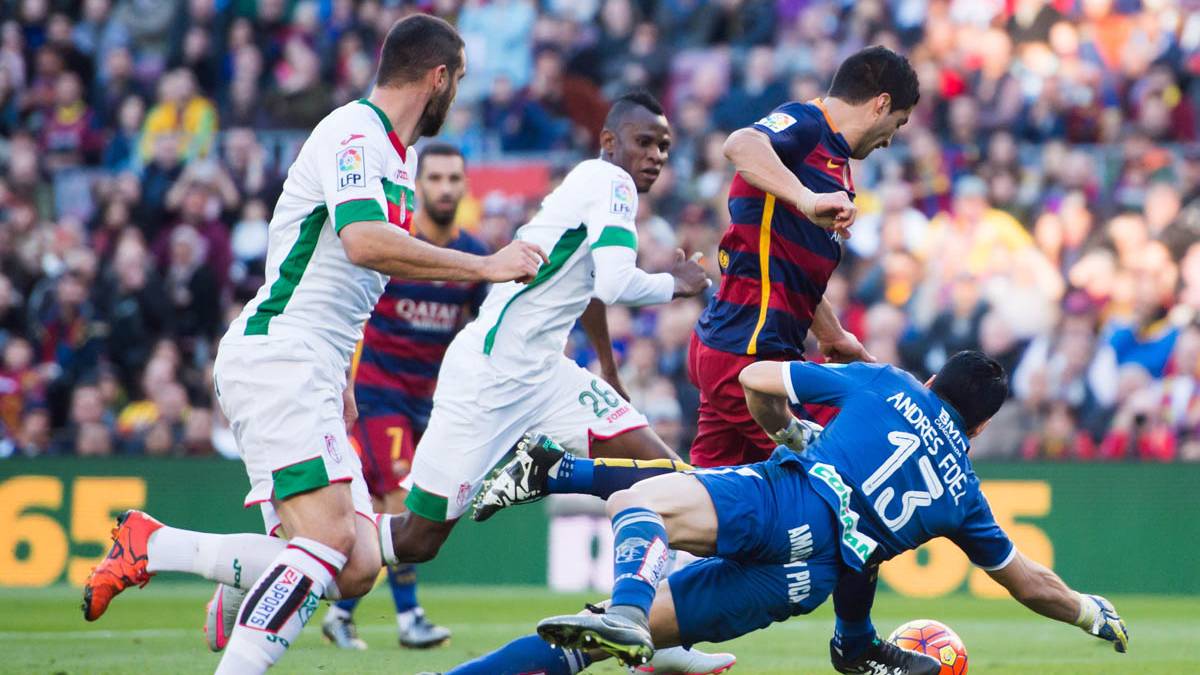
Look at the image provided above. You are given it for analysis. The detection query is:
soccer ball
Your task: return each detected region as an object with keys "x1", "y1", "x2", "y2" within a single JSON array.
[{"x1": 887, "y1": 619, "x2": 968, "y2": 675}]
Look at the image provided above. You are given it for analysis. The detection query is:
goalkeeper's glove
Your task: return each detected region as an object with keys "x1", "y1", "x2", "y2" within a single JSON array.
[
  {"x1": 768, "y1": 418, "x2": 824, "y2": 453},
  {"x1": 1074, "y1": 593, "x2": 1129, "y2": 653}
]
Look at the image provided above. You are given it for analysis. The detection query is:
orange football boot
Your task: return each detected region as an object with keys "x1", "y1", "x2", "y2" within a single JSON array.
[{"x1": 81, "y1": 510, "x2": 164, "y2": 621}]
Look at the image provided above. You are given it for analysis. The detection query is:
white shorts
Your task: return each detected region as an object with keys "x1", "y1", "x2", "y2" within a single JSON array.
[
  {"x1": 213, "y1": 336, "x2": 372, "y2": 523},
  {"x1": 403, "y1": 341, "x2": 649, "y2": 521}
]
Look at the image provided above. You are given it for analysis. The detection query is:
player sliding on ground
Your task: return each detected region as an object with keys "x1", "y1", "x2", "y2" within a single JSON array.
[
  {"x1": 451, "y1": 352, "x2": 1129, "y2": 674},
  {"x1": 80, "y1": 15, "x2": 548, "y2": 675},
  {"x1": 474, "y1": 45, "x2": 917, "y2": 674}
]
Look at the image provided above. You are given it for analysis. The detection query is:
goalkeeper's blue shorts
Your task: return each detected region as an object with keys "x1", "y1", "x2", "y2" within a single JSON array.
[{"x1": 668, "y1": 453, "x2": 844, "y2": 647}]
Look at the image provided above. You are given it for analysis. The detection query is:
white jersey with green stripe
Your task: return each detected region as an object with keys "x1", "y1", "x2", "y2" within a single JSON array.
[
  {"x1": 223, "y1": 99, "x2": 418, "y2": 369},
  {"x1": 452, "y1": 158, "x2": 672, "y2": 381}
]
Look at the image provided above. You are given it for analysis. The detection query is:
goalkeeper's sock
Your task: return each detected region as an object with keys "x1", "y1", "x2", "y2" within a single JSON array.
[
  {"x1": 546, "y1": 456, "x2": 690, "y2": 499},
  {"x1": 147, "y1": 527, "x2": 287, "y2": 591},
  {"x1": 216, "y1": 538, "x2": 345, "y2": 674},
  {"x1": 446, "y1": 633, "x2": 590, "y2": 675},
  {"x1": 831, "y1": 568, "x2": 880, "y2": 659},
  {"x1": 609, "y1": 507, "x2": 670, "y2": 617}
]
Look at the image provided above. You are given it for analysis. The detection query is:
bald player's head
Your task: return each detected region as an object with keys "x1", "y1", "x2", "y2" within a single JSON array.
[{"x1": 600, "y1": 90, "x2": 672, "y2": 193}]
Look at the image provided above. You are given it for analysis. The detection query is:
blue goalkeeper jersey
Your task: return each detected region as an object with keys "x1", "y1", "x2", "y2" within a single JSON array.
[{"x1": 775, "y1": 361, "x2": 1015, "y2": 572}]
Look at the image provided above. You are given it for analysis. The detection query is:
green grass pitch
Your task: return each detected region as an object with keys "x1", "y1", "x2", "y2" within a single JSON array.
[{"x1": 2, "y1": 583, "x2": 1196, "y2": 674}]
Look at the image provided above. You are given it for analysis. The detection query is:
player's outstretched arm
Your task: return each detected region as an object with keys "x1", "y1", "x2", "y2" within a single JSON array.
[
  {"x1": 738, "y1": 362, "x2": 817, "y2": 452},
  {"x1": 591, "y1": 246, "x2": 699, "y2": 306},
  {"x1": 341, "y1": 220, "x2": 547, "y2": 282},
  {"x1": 722, "y1": 128, "x2": 856, "y2": 235},
  {"x1": 986, "y1": 550, "x2": 1129, "y2": 653}
]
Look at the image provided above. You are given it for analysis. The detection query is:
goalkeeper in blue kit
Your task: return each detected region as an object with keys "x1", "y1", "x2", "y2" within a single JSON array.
[{"x1": 442, "y1": 352, "x2": 1128, "y2": 674}]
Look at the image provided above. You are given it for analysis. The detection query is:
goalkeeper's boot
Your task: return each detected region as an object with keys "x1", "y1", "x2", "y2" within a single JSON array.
[
  {"x1": 637, "y1": 646, "x2": 737, "y2": 674},
  {"x1": 322, "y1": 610, "x2": 368, "y2": 650},
  {"x1": 203, "y1": 583, "x2": 247, "y2": 652},
  {"x1": 82, "y1": 510, "x2": 163, "y2": 621},
  {"x1": 830, "y1": 635, "x2": 942, "y2": 675},
  {"x1": 399, "y1": 611, "x2": 452, "y2": 649},
  {"x1": 538, "y1": 604, "x2": 654, "y2": 668},
  {"x1": 473, "y1": 432, "x2": 565, "y2": 522}
]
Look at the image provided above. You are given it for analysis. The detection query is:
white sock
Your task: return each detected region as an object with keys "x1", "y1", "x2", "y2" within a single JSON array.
[
  {"x1": 377, "y1": 514, "x2": 399, "y2": 566},
  {"x1": 147, "y1": 527, "x2": 286, "y2": 590},
  {"x1": 215, "y1": 537, "x2": 346, "y2": 674},
  {"x1": 327, "y1": 604, "x2": 352, "y2": 621},
  {"x1": 396, "y1": 607, "x2": 422, "y2": 631}
]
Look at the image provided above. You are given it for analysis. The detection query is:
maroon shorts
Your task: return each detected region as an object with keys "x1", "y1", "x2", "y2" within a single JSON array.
[
  {"x1": 686, "y1": 331, "x2": 778, "y2": 467},
  {"x1": 686, "y1": 331, "x2": 839, "y2": 468},
  {"x1": 351, "y1": 413, "x2": 419, "y2": 499}
]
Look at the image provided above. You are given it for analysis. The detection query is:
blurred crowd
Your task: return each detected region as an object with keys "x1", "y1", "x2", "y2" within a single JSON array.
[{"x1": 1, "y1": 0, "x2": 1199, "y2": 462}]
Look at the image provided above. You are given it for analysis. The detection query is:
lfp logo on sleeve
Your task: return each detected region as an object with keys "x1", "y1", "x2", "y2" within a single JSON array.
[
  {"x1": 336, "y1": 146, "x2": 365, "y2": 190},
  {"x1": 610, "y1": 180, "x2": 635, "y2": 217},
  {"x1": 757, "y1": 112, "x2": 796, "y2": 133}
]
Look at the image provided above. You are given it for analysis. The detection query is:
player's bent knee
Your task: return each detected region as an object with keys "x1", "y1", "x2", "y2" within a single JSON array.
[
  {"x1": 334, "y1": 515, "x2": 385, "y2": 598},
  {"x1": 335, "y1": 556, "x2": 380, "y2": 598},
  {"x1": 316, "y1": 519, "x2": 358, "y2": 559},
  {"x1": 606, "y1": 487, "x2": 651, "y2": 517}
]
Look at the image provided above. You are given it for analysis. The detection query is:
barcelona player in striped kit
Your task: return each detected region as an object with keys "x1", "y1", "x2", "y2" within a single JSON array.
[
  {"x1": 688, "y1": 46, "x2": 922, "y2": 469},
  {"x1": 475, "y1": 47, "x2": 929, "y2": 674},
  {"x1": 692, "y1": 46, "x2": 925, "y2": 674},
  {"x1": 322, "y1": 143, "x2": 487, "y2": 650}
]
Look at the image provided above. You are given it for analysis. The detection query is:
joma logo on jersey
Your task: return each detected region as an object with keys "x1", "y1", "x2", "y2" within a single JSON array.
[{"x1": 337, "y1": 146, "x2": 365, "y2": 190}]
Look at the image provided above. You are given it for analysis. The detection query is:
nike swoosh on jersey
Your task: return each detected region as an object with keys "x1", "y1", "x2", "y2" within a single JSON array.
[
  {"x1": 341, "y1": 133, "x2": 366, "y2": 145},
  {"x1": 826, "y1": 158, "x2": 841, "y2": 170}
]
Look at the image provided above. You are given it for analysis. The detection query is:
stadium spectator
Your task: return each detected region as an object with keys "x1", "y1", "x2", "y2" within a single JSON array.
[
  {"x1": 139, "y1": 68, "x2": 217, "y2": 163},
  {"x1": 99, "y1": 239, "x2": 171, "y2": 393}
]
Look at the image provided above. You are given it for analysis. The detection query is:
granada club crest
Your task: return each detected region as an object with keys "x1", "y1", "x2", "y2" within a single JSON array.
[{"x1": 456, "y1": 481, "x2": 472, "y2": 508}]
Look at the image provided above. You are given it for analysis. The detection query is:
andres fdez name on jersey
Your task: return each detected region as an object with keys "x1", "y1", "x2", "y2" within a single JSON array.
[{"x1": 885, "y1": 391, "x2": 969, "y2": 504}]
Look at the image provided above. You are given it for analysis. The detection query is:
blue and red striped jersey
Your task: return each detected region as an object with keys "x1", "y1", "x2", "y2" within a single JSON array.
[
  {"x1": 695, "y1": 99, "x2": 854, "y2": 358},
  {"x1": 353, "y1": 230, "x2": 488, "y2": 428}
]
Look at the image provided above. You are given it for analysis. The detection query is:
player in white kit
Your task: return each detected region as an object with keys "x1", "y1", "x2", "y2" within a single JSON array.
[
  {"x1": 81, "y1": 15, "x2": 545, "y2": 675},
  {"x1": 377, "y1": 91, "x2": 707, "y2": 550},
  {"x1": 376, "y1": 91, "x2": 735, "y2": 674}
]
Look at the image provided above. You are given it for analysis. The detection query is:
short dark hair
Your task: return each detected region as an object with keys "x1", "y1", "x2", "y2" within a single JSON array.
[
  {"x1": 931, "y1": 351, "x2": 1008, "y2": 431},
  {"x1": 604, "y1": 89, "x2": 665, "y2": 129},
  {"x1": 376, "y1": 14, "x2": 465, "y2": 87},
  {"x1": 828, "y1": 45, "x2": 920, "y2": 112},
  {"x1": 416, "y1": 142, "x2": 464, "y2": 176}
]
